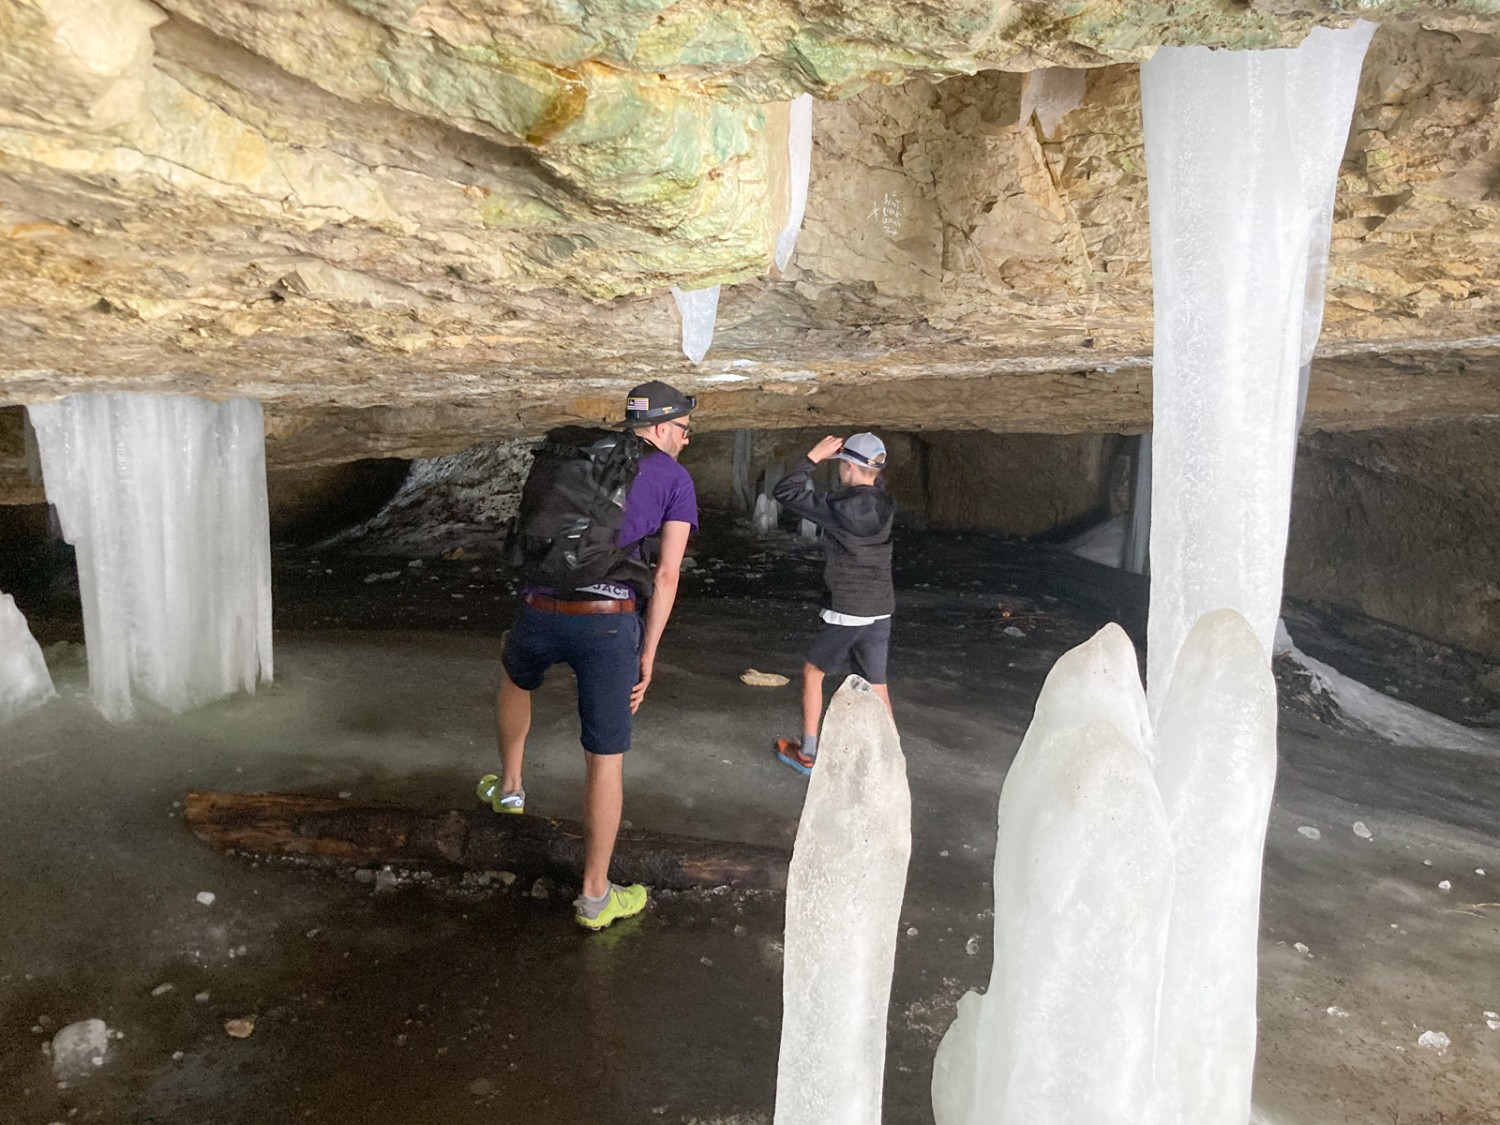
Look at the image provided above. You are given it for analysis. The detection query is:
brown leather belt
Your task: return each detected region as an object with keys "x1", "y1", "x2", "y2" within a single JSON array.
[{"x1": 524, "y1": 593, "x2": 637, "y2": 615}]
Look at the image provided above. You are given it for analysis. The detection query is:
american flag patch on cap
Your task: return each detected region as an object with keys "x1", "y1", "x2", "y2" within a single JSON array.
[{"x1": 627, "y1": 397, "x2": 650, "y2": 411}]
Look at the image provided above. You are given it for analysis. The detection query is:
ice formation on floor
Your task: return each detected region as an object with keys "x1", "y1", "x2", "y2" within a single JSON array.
[
  {"x1": 933, "y1": 625, "x2": 1171, "y2": 1125},
  {"x1": 774, "y1": 94, "x2": 814, "y2": 271},
  {"x1": 672, "y1": 285, "x2": 721, "y2": 364},
  {"x1": 775, "y1": 675, "x2": 910, "y2": 1125},
  {"x1": 1140, "y1": 25, "x2": 1374, "y2": 717},
  {"x1": 28, "y1": 394, "x2": 273, "y2": 720},
  {"x1": 1018, "y1": 68, "x2": 1087, "y2": 137},
  {"x1": 0, "y1": 590, "x2": 54, "y2": 720}
]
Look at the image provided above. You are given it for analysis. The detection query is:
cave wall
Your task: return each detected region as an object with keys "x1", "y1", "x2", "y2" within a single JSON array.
[{"x1": 1286, "y1": 423, "x2": 1500, "y2": 660}]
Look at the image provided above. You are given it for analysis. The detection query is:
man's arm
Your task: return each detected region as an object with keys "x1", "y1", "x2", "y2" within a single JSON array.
[
  {"x1": 631, "y1": 519, "x2": 690, "y2": 713},
  {"x1": 771, "y1": 435, "x2": 844, "y2": 527}
]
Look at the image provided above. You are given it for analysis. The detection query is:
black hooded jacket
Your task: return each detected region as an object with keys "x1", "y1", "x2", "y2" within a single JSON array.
[{"x1": 773, "y1": 458, "x2": 896, "y2": 617}]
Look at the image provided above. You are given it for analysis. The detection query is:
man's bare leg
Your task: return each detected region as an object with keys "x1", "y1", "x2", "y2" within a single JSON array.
[
  {"x1": 496, "y1": 666, "x2": 532, "y2": 793},
  {"x1": 801, "y1": 662, "x2": 825, "y2": 746},
  {"x1": 872, "y1": 682, "x2": 894, "y2": 719},
  {"x1": 581, "y1": 752, "x2": 624, "y2": 899}
]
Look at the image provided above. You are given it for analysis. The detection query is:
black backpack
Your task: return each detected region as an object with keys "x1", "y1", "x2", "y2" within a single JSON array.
[{"x1": 509, "y1": 426, "x2": 651, "y2": 594}]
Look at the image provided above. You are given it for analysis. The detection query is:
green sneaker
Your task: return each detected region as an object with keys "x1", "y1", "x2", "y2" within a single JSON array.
[
  {"x1": 573, "y1": 883, "x2": 648, "y2": 931},
  {"x1": 476, "y1": 774, "x2": 524, "y2": 815}
]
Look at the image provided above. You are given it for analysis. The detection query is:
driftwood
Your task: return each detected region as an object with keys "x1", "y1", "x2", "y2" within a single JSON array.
[{"x1": 183, "y1": 790, "x2": 790, "y2": 892}]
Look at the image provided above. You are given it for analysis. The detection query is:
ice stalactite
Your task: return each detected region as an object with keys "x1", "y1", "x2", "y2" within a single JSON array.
[
  {"x1": 732, "y1": 430, "x2": 754, "y2": 510},
  {"x1": 775, "y1": 676, "x2": 910, "y2": 1125},
  {"x1": 1123, "y1": 434, "x2": 1152, "y2": 576},
  {"x1": 0, "y1": 591, "x2": 54, "y2": 721},
  {"x1": 774, "y1": 94, "x2": 814, "y2": 271},
  {"x1": 1018, "y1": 68, "x2": 1087, "y2": 137},
  {"x1": 28, "y1": 394, "x2": 273, "y2": 721},
  {"x1": 1140, "y1": 24, "x2": 1375, "y2": 717},
  {"x1": 671, "y1": 285, "x2": 720, "y2": 364}
]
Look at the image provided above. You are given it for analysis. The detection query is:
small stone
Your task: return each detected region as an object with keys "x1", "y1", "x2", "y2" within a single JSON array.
[
  {"x1": 338, "y1": 791, "x2": 353, "y2": 799},
  {"x1": 374, "y1": 868, "x2": 400, "y2": 893},
  {"x1": 1416, "y1": 1029, "x2": 1450, "y2": 1052},
  {"x1": 50, "y1": 1020, "x2": 109, "y2": 1077},
  {"x1": 1297, "y1": 826, "x2": 1321, "y2": 840},
  {"x1": 700, "y1": 957, "x2": 714, "y2": 967},
  {"x1": 150, "y1": 983, "x2": 174, "y2": 997},
  {"x1": 171, "y1": 1051, "x2": 184, "y2": 1061},
  {"x1": 530, "y1": 878, "x2": 550, "y2": 899},
  {"x1": 1477, "y1": 869, "x2": 1486, "y2": 876},
  {"x1": 1438, "y1": 880, "x2": 1452, "y2": 892},
  {"x1": 194, "y1": 992, "x2": 210, "y2": 1003},
  {"x1": 1423, "y1": 860, "x2": 1434, "y2": 867},
  {"x1": 1003, "y1": 626, "x2": 1025, "y2": 638},
  {"x1": 906, "y1": 927, "x2": 919, "y2": 937},
  {"x1": 965, "y1": 936, "x2": 980, "y2": 956},
  {"x1": 733, "y1": 925, "x2": 748, "y2": 937},
  {"x1": 354, "y1": 869, "x2": 376, "y2": 884},
  {"x1": 496, "y1": 871, "x2": 517, "y2": 887},
  {"x1": 1352, "y1": 821, "x2": 1373, "y2": 840},
  {"x1": 939, "y1": 849, "x2": 950, "y2": 857},
  {"x1": 224, "y1": 1018, "x2": 255, "y2": 1039},
  {"x1": 468, "y1": 1078, "x2": 494, "y2": 1096},
  {"x1": 1326, "y1": 1006, "x2": 1348, "y2": 1018},
  {"x1": 1293, "y1": 942, "x2": 1310, "y2": 955},
  {"x1": 195, "y1": 891, "x2": 216, "y2": 906}
]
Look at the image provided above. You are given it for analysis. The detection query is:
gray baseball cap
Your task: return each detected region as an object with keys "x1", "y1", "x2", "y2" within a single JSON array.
[{"x1": 835, "y1": 432, "x2": 887, "y2": 468}]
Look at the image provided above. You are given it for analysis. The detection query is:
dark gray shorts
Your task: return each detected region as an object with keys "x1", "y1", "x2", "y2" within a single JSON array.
[{"x1": 807, "y1": 617, "x2": 891, "y2": 685}]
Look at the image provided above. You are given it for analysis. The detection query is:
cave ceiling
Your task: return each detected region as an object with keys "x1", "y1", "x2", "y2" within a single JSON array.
[{"x1": 1, "y1": 0, "x2": 1499, "y2": 474}]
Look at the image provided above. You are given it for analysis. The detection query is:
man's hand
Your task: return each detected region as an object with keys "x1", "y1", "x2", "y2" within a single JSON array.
[
  {"x1": 631, "y1": 655, "x2": 654, "y2": 713},
  {"x1": 808, "y1": 435, "x2": 844, "y2": 464}
]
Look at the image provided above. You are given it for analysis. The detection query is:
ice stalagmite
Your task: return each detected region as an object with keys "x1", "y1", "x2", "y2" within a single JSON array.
[
  {"x1": 774, "y1": 94, "x2": 814, "y2": 271},
  {"x1": 671, "y1": 285, "x2": 720, "y2": 364},
  {"x1": 0, "y1": 591, "x2": 54, "y2": 720},
  {"x1": 933, "y1": 625, "x2": 1172, "y2": 1125},
  {"x1": 1139, "y1": 25, "x2": 1374, "y2": 715},
  {"x1": 775, "y1": 676, "x2": 910, "y2": 1125},
  {"x1": 1153, "y1": 611, "x2": 1277, "y2": 1125},
  {"x1": 28, "y1": 394, "x2": 273, "y2": 720}
]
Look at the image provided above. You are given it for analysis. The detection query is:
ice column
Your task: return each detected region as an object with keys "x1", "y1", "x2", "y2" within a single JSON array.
[
  {"x1": 672, "y1": 285, "x2": 720, "y2": 364},
  {"x1": 1123, "y1": 434, "x2": 1152, "y2": 576},
  {"x1": 1019, "y1": 68, "x2": 1087, "y2": 137},
  {"x1": 0, "y1": 591, "x2": 55, "y2": 720},
  {"x1": 933, "y1": 625, "x2": 1172, "y2": 1125},
  {"x1": 28, "y1": 394, "x2": 273, "y2": 720},
  {"x1": 774, "y1": 94, "x2": 814, "y2": 271},
  {"x1": 1140, "y1": 25, "x2": 1374, "y2": 715},
  {"x1": 732, "y1": 430, "x2": 754, "y2": 510},
  {"x1": 775, "y1": 676, "x2": 911, "y2": 1125},
  {"x1": 1153, "y1": 611, "x2": 1278, "y2": 1125}
]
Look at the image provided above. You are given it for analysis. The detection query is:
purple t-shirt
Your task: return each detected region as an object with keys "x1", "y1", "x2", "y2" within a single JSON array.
[{"x1": 561, "y1": 450, "x2": 697, "y2": 599}]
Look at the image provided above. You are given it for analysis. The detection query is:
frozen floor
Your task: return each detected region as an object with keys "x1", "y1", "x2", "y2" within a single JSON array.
[{"x1": 1, "y1": 529, "x2": 1497, "y2": 1124}]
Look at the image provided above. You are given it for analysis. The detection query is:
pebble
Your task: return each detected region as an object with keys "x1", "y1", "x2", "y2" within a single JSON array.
[
  {"x1": 195, "y1": 891, "x2": 216, "y2": 907},
  {"x1": 1416, "y1": 1030, "x2": 1450, "y2": 1052},
  {"x1": 1326, "y1": 1006, "x2": 1349, "y2": 1018},
  {"x1": 1477, "y1": 869, "x2": 1486, "y2": 876},
  {"x1": 1002, "y1": 626, "x2": 1025, "y2": 638},
  {"x1": 530, "y1": 879, "x2": 550, "y2": 899},
  {"x1": 1293, "y1": 942, "x2": 1310, "y2": 956},
  {"x1": 965, "y1": 936, "x2": 980, "y2": 956},
  {"x1": 906, "y1": 927, "x2": 919, "y2": 937},
  {"x1": 1352, "y1": 821, "x2": 1373, "y2": 840},
  {"x1": 700, "y1": 957, "x2": 714, "y2": 967},
  {"x1": 171, "y1": 1051, "x2": 184, "y2": 1061},
  {"x1": 1438, "y1": 880, "x2": 1452, "y2": 892},
  {"x1": 1485, "y1": 1011, "x2": 1500, "y2": 1031},
  {"x1": 224, "y1": 1018, "x2": 255, "y2": 1039},
  {"x1": 354, "y1": 869, "x2": 376, "y2": 884},
  {"x1": 150, "y1": 983, "x2": 174, "y2": 997},
  {"x1": 338, "y1": 791, "x2": 352, "y2": 799},
  {"x1": 375, "y1": 868, "x2": 400, "y2": 893},
  {"x1": 1297, "y1": 826, "x2": 1321, "y2": 840},
  {"x1": 195, "y1": 992, "x2": 210, "y2": 1003}
]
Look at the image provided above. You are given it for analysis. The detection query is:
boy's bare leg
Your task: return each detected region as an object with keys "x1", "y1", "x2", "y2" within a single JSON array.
[
  {"x1": 581, "y1": 752, "x2": 624, "y2": 898},
  {"x1": 496, "y1": 666, "x2": 531, "y2": 793},
  {"x1": 801, "y1": 662, "x2": 825, "y2": 745},
  {"x1": 872, "y1": 682, "x2": 893, "y2": 719}
]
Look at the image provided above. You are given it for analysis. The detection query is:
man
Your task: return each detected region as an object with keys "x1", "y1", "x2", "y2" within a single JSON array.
[
  {"x1": 770, "y1": 433, "x2": 896, "y2": 775},
  {"x1": 478, "y1": 380, "x2": 698, "y2": 929}
]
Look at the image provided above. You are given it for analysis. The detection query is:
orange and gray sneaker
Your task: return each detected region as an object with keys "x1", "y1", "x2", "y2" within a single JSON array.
[
  {"x1": 574, "y1": 883, "x2": 649, "y2": 931},
  {"x1": 774, "y1": 738, "x2": 815, "y2": 777},
  {"x1": 476, "y1": 774, "x2": 524, "y2": 814}
]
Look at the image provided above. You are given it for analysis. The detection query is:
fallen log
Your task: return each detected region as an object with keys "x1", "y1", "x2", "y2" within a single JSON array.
[{"x1": 183, "y1": 790, "x2": 790, "y2": 892}]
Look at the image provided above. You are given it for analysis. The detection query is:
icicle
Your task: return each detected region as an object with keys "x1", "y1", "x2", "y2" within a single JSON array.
[
  {"x1": 732, "y1": 429, "x2": 754, "y2": 510},
  {"x1": 775, "y1": 676, "x2": 910, "y2": 1125},
  {"x1": 28, "y1": 393, "x2": 273, "y2": 720},
  {"x1": 671, "y1": 285, "x2": 720, "y2": 364},
  {"x1": 774, "y1": 93, "x2": 814, "y2": 271},
  {"x1": 798, "y1": 480, "x2": 820, "y2": 539},
  {"x1": 1139, "y1": 24, "x2": 1374, "y2": 715},
  {"x1": 1018, "y1": 68, "x2": 1087, "y2": 137},
  {"x1": 0, "y1": 590, "x2": 54, "y2": 721}
]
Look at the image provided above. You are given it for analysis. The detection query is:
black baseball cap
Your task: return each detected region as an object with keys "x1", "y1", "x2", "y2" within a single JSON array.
[{"x1": 623, "y1": 380, "x2": 697, "y2": 427}]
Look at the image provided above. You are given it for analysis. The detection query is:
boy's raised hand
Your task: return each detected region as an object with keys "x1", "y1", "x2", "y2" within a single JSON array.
[{"x1": 808, "y1": 435, "x2": 844, "y2": 464}]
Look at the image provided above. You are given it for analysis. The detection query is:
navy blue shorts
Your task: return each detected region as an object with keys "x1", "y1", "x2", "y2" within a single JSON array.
[
  {"x1": 807, "y1": 617, "x2": 891, "y2": 684},
  {"x1": 501, "y1": 603, "x2": 643, "y2": 755}
]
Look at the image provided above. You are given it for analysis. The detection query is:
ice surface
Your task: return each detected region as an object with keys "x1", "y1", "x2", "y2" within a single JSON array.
[
  {"x1": 0, "y1": 590, "x2": 55, "y2": 720},
  {"x1": 1018, "y1": 68, "x2": 1087, "y2": 137},
  {"x1": 1139, "y1": 26, "x2": 1374, "y2": 717},
  {"x1": 1068, "y1": 513, "x2": 1126, "y2": 568},
  {"x1": 51, "y1": 1018, "x2": 109, "y2": 1076},
  {"x1": 774, "y1": 94, "x2": 814, "y2": 271},
  {"x1": 775, "y1": 675, "x2": 910, "y2": 1125},
  {"x1": 933, "y1": 625, "x2": 1172, "y2": 1125},
  {"x1": 671, "y1": 285, "x2": 721, "y2": 364},
  {"x1": 1153, "y1": 611, "x2": 1278, "y2": 1125},
  {"x1": 753, "y1": 493, "x2": 781, "y2": 535},
  {"x1": 732, "y1": 429, "x2": 754, "y2": 510},
  {"x1": 28, "y1": 394, "x2": 273, "y2": 720},
  {"x1": 1124, "y1": 434, "x2": 1151, "y2": 575}
]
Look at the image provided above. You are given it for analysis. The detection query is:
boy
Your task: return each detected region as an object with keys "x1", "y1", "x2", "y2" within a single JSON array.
[{"x1": 771, "y1": 433, "x2": 896, "y2": 774}]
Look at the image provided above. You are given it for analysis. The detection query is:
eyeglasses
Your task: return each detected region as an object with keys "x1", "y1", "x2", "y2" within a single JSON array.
[{"x1": 666, "y1": 421, "x2": 691, "y2": 436}]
